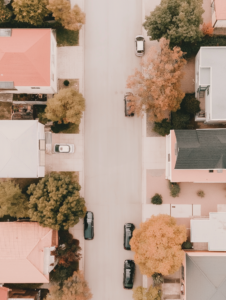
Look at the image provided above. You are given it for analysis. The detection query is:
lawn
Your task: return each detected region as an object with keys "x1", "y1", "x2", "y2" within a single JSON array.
[
  {"x1": 0, "y1": 102, "x2": 12, "y2": 120},
  {"x1": 57, "y1": 28, "x2": 79, "y2": 47},
  {"x1": 51, "y1": 122, "x2": 79, "y2": 134}
]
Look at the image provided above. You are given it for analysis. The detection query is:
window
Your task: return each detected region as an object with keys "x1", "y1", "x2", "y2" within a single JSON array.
[{"x1": 209, "y1": 170, "x2": 214, "y2": 173}]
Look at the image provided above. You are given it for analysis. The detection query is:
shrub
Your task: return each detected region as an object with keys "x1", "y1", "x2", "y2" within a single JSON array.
[
  {"x1": 171, "y1": 111, "x2": 190, "y2": 129},
  {"x1": 197, "y1": 190, "x2": 205, "y2": 198},
  {"x1": 182, "y1": 241, "x2": 193, "y2": 249},
  {"x1": 169, "y1": 182, "x2": 180, "y2": 197},
  {"x1": 152, "y1": 273, "x2": 164, "y2": 286},
  {"x1": 153, "y1": 118, "x2": 171, "y2": 136},
  {"x1": 202, "y1": 22, "x2": 214, "y2": 37},
  {"x1": 63, "y1": 79, "x2": 70, "y2": 86},
  {"x1": 151, "y1": 193, "x2": 163, "y2": 205},
  {"x1": 180, "y1": 94, "x2": 200, "y2": 116}
]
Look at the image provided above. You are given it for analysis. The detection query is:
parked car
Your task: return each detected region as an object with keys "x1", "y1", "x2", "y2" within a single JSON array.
[
  {"x1": 84, "y1": 211, "x2": 94, "y2": 240},
  {"x1": 123, "y1": 260, "x2": 135, "y2": 289},
  {"x1": 54, "y1": 144, "x2": 74, "y2": 153},
  {"x1": 135, "y1": 35, "x2": 145, "y2": 57},
  {"x1": 124, "y1": 93, "x2": 134, "y2": 117},
  {"x1": 124, "y1": 223, "x2": 135, "y2": 250}
]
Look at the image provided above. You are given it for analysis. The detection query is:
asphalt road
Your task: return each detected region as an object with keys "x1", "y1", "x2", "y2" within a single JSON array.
[{"x1": 84, "y1": 0, "x2": 143, "y2": 299}]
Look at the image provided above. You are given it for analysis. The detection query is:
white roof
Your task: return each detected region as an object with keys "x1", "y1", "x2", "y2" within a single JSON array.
[
  {"x1": 137, "y1": 41, "x2": 143, "y2": 51},
  {"x1": 0, "y1": 120, "x2": 39, "y2": 178}
]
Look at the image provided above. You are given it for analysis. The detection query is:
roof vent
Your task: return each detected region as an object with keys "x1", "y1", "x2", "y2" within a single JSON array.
[
  {"x1": 0, "y1": 29, "x2": 12, "y2": 37},
  {"x1": 0, "y1": 81, "x2": 14, "y2": 89}
]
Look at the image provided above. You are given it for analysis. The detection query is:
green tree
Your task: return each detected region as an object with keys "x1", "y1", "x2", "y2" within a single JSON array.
[
  {"x1": 153, "y1": 118, "x2": 171, "y2": 136},
  {"x1": 12, "y1": 0, "x2": 49, "y2": 25},
  {"x1": 143, "y1": 0, "x2": 204, "y2": 45},
  {"x1": 0, "y1": 0, "x2": 12, "y2": 23},
  {"x1": 27, "y1": 173, "x2": 86, "y2": 230},
  {"x1": 45, "y1": 88, "x2": 85, "y2": 125},
  {"x1": 0, "y1": 180, "x2": 29, "y2": 218},
  {"x1": 180, "y1": 93, "x2": 200, "y2": 115}
]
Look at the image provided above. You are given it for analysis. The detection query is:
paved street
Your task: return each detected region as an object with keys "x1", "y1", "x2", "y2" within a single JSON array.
[{"x1": 84, "y1": 0, "x2": 143, "y2": 299}]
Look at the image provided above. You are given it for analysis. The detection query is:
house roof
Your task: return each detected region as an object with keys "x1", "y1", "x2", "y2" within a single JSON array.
[
  {"x1": 0, "y1": 222, "x2": 54, "y2": 283},
  {"x1": 0, "y1": 120, "x2": 40, "y2": 178},
  {"x1": 186, "y1": 254, "x2": 226, "y2": 300},
  {"x1": 214, "y1": 0, "x2": 226, "y2": 20},
  {"x1": 175, "y1": 129, "x2": 226, "y2": 169},
  {"x1": 0, "y1": 287, "x2": 9, "y2": 300},
  {"x1": 0, "y1": 29, "x2": 51, "y2": 87}
]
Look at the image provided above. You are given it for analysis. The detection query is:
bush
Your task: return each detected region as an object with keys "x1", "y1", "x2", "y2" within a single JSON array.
[
  {"x1": 169, "y1": 182, "x2": 180, "y2": 197},
  {"x1": 63, "y1": 80, "x2": 70, "y2": 86},
  {"x1": 152, "y1": 273, "x2": 164, "y2": 286},
  {"x1": 182, "y1": 241, "x2": 193, "y2": 249},
  {"x1": 151, "y1": 193, "x2": 163, "y2": 205},
  {"x1": 197, "y1": 190, "x2": 205, "y2": 198},
  {"x1": 153, "y1": 118, "x2": 171, "y2": 136},
  {"x1": 180, "y1": 94, "x2": 200, "y2": 116},
  {"x1": 171, "y1": 111, "x2": 190, "y2": 130}
]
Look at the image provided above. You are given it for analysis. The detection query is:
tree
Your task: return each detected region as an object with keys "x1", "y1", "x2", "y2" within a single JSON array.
[
  {"x1": 0, "y1": 180, "x2": 29, "y2": 218},
  {"x1": 45, "y1": 88, "x2": 85, "y2": 125},
  {"x1": 202, "y1": 22, "x2": 214, "y2": 37},
  {"x1": 133, "y1": 286, "x2": 162, "y2": 300},
  {"x1": 143, "y1": 0, "x2": 204, "y2": 45},
  {"x1": 12, "y1": 0, "x2": 49, "y2": 25},
  {"x1": 127, "y1": 38, "x2": 186, "y2": 122},
  {"x1": 130, "y1": 214, "x2": 187, "y2": 276},
  {"x1": 180, "y1": 93, "x2": 200, "y2": 115},
  {"x1": 46, "y1": 271, "x2": 92, "y2": 300},
  {"x1": 27, "y1": 173, "x2": 86, "y2": 230},
  {"x1": 0, "y1": 0, "x2": 12, "y2": 23},
  {"x1": 47, "y1": 0, "x2": 85, "y2": 31},
  {"x1": 153, "y1": 118, "x2": 171, "y2": 136}
]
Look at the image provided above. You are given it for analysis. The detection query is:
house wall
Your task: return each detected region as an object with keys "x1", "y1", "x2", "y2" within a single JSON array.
[
  {"x1": 195, "y1": 50, "x2": 200, "y2": 98},
  {"x1": 37, "y1": 122, "x2": 45, "y2": 177},
  {"x1": 50, "y1": 30, "x2": 57, "y2": 94},
  {"x1": 214, "y1": 20, "x2": 226, "y2": 27}
]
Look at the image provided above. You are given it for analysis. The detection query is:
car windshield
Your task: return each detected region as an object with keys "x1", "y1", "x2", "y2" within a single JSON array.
[{"x1": 55, "y1": 145, "x2": 60, "y2": 152}]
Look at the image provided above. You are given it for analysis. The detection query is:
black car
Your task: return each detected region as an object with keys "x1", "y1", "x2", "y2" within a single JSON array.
[
  {"x1": 123, "y1": 260, "x2": 135, "y2": 289},
  {"x1": 124, "y1": 223, "x2": 135, "y2": 250},
  {"x1": 84, "y1": 211, "x2": 94, "y2": 240},
  {"x1": 124, "y1": 93, "x2": 134, "y2": 117}
]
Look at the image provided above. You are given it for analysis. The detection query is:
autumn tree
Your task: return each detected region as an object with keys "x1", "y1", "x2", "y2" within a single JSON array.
[
  {"x1": 47, "y1": 0, "x2": 85, "y2": 31},
  {"x1": 133, "y1": 286, "x2": 162, "y2": 300},
  {"x1": 46, "y1": 271, "x2": 92, "y2": 300},
  {"x1": 127, "y1": 38, "x2": 186, "y2": 122},
  {"x1": 0, "y1": 0, "x2": 12, "y2": 23},
  {"x1": 27, "y1": 173, "x2": 86, "y2": 230},
  {"x1": 0, "y1": 180, "x2": 29, "y2": 218},
  {"x1": 130, "y1": 214, "x2": 187, "y2": 276},
  {"x1": 143, "y1": 0, "x2": 204, "y2": 45},
  {"x1": 202, "y1": 22, "x2": 214, "y2": 37},
  {"x1": 45, "y1": 88, "x2": 85, "y2": 125},
  {"x1": 12, "y1": 0, "x2": 49, "y2": 25}
]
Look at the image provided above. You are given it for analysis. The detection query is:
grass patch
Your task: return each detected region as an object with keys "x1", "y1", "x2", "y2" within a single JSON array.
[
  {"x1": 51, "y1": 122, "x2": 79, "y2": 134},
  {"x1": 57, "y1": 28, "x2": 79, "y2": 46},
  {"x1": 0, "y1": 102, "x2": 12, "y2": 120}
]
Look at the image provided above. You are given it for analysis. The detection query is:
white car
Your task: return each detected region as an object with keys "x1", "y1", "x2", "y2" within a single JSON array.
[
  {"x1": 54, "y1": 144, "x2": 74, "y2": 153},
  {"x1": 135, "y1": 35, "x2": 145, "y2": 57}
]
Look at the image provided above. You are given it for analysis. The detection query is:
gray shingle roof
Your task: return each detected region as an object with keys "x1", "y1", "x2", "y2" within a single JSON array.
[
  {"x1": 186, "y1": 255, "x2": 226, "y2": 300},
  {"x1": 175, "y1": 130, "x2": 226, "y2": 169}
]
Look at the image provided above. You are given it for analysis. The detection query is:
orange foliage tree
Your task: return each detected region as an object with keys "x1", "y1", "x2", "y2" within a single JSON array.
[
  {"x1": 130, "y1": 214, "x2": 187, "y2": 276},
  {"x1": 202, "y1": 22, "x2": 214, "y2": 36},
  {"x1": 127, "y1": 38, "x2": 186, "y2": 122}
]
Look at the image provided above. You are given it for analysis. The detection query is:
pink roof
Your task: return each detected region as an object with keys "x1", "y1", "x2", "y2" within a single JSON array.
[
  {"x1": 214, "y1": 0, "x2": 226, "y2": 20},
  {"x1": 0, "y1": 29, "x2": 51, "y2": 87},
  {"x1": 170, "y1": 130, "x2": 226, "y2": 182},
  {"x1": 0, "y1": 287, "x2": 9, "y2": 300},
  {"x1": 0, "y1": 222, "x2": 55, "y2": 283}
]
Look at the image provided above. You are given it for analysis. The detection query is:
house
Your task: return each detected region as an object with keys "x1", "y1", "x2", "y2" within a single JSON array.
[
  {"x1": 166, "y1": 129, "x2": 226, "y2": 183},
  {"x1": 211, "y1": 0, "x2": 226, "y2": 28},
  {"x1": 0, "y1": 28, "x2": 57, "y2": 94},
  {"x1": 0, "y1": 120, "x2": 45, "y2": 178},
  {"x1": 195, "y1": 47, "x2": 226, "y2": 124},
  {"x1": 0, "y1": 222, "x2": 58, "y2": 283}
]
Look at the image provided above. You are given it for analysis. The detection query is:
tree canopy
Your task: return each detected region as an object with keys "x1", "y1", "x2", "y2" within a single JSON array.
[
  {"x1": 45, "y1": 88, "x2": 85, "y2": 125},
  {"x1": 133, "y1": 286, "x2": 162, "y2": 300},
  {"x1": 127, "y1": 38, "x2": 186, "y2": 122},
  {"x1": 130, "y1": 214, "x2": 187, "y2": 276},
  {"x1": 0, "y1": 180, "x2": 29, "y2": 219},
  {"x1": 12, "y1": 0, "x2": 49, "y2": 25},
  {"x1": 143, "y1": 0, "x2": 204, "y2": 45},
  {"x1": 27, "y1": 173, "x2": 86, "y2": 230},
  {"x1": 0, "y1": 0, "x2": 12, "y2": 23},
  {"x1": 47, "y1": 0, "x2": 85, "y2": 31}
]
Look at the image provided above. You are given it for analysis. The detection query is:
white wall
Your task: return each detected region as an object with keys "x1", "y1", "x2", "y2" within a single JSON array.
[
  {"x1": 215, "y1": 20, "x2": 226, "y2": 28},
  {"x1": 50, "y1": 30, "x2": 58, "y2": 93},
  {"x1": 195, "y1": 50, "x2": 200, "y2": 98}
]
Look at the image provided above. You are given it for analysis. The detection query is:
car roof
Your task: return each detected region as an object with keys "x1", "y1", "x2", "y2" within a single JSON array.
[{"x1": 137, "y1": 41, "x2": 144, "y2": 51}]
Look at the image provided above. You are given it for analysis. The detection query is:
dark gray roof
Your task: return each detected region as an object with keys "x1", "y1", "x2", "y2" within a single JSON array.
[
  {"x1": 186, "y1": 255, "x2": 226, "y2": 300},
  {"x1": 175, "y1": 130, "x2": 226, "y2": 169}
]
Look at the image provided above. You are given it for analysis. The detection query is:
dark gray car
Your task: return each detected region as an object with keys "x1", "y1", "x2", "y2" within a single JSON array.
[
  {"x1": 84, "y1": 211, "x2": 94, "y2": 240},
  {"x1": 123, "y1": 260, "x2": 135, "y2": 289},
  {"x1": 124, "y1": 223, "x2": 135, "y2": 250}
]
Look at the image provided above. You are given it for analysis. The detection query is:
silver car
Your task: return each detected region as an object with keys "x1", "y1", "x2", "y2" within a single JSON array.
[
  {"x1": 135, "y1": 35, "x2": 145, "y2": 57},
  {"x1": 54, "y1": 144, "x2": 74, "y2": 153}
]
